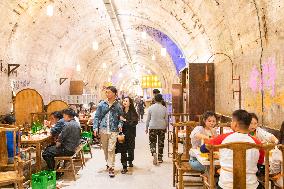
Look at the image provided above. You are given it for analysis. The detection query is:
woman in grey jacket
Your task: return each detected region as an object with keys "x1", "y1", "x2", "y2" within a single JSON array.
[{"x1": 145, "y1": 94, "x2": 168, "y2": 165}]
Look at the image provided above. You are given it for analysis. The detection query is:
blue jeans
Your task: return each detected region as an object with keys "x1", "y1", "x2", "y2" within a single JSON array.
[{"x1": 189, "y1": 157, "x2": 205, "y2": 172}]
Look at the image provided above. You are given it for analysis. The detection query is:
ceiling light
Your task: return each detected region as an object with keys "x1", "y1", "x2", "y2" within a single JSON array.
[
  {"x1": 76, "y1": 64, "x2": 81, "y2": 72},
  {"x1": 92, "y1": 41, "x2": 99, "y2": 50},
  {"x1": 161, "y1": 48, "x2": 167, "y2": 57},
  {"x1": 141, "y1": 31, "x2": 147, "y2": 39},
  {"x1": 152, "y1": 54, "x2": 156, "y2": 61},
  {"x1": 102, "y1": 63, "x2": 107, "y2": 69},
  {"x1": 46, "y1": 5, "x2": 54, "y2": 17}
]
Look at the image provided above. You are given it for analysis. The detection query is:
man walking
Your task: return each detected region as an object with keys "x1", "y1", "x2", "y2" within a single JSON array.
[{"x1": 93, "y1": 86, "x2": 123, "y2": 177}]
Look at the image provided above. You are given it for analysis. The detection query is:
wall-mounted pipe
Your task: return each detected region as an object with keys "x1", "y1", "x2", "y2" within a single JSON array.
[{"x1": 206, "y1": 52, "x2": 241, "y2": 109}]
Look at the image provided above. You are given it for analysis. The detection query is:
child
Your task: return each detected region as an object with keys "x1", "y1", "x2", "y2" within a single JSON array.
[
  {"x1": 249, "y1": 113, "x2": 278, "y2": 144},
  {"x1": 189, "y1": 111, "x2": 217, "y2": 172},
  {"x1": 201, "y1": 109, "x2": 264, "y2": 189}
]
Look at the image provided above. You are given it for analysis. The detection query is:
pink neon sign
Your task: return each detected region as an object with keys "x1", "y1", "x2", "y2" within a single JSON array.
[{"x1": 248, "y1": 57, "x2": 277, "y2": 96}]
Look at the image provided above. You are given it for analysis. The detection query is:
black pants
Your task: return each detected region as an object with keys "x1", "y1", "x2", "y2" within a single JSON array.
[
  {"x1": 149, "y1": 129, "x2": 166, "y2": 160},
  {"x1": 42, "y1": 145, "x2": 74, "y2": 170},
  {"x1": 138, "y1": 113, "x2": 144, "y2": 121},
  {"x1": 120, "y1": 137, "x2": 135, "y2": 168}
]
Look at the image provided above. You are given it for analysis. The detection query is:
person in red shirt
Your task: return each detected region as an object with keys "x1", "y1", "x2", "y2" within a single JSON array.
[{"x1": 200, "y1": 109, "x2": 264, "y2": 189}]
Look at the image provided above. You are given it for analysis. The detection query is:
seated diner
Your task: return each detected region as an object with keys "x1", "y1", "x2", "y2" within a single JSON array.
[
  {"x1": 201, "y1": 109, "x2": 264, "y2": 189},
  {"x1": 42, "y1": 108, "x2": 81, "y2": 170},
  {"x1": 249, "y1": 112, "x2": 278, "y2": 144},
  {"x1": 189, "y1": 111, "x2": 218, "y2": 172},
  {"x1": 49, "y1": 111, "x2": 66, "y2": 138}
]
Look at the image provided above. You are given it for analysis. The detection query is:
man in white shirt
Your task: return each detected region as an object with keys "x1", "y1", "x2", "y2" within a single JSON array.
[{"x1": 201, "y1": 109, "x2": 264, "y2": 189}]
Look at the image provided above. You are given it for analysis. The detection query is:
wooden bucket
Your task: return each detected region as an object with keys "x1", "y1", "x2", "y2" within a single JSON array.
[
  {"x1": 46, "y1": 100, "x2": 68, "y2": 114},
  {"x1": 14, "y1": 88, "x2": 44, "y2": 125}
]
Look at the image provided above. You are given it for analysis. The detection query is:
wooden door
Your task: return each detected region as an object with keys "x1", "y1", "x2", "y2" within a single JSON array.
[
  {"x1": 172, "y1": 84, "x2": 183, "y2": 113},
  {"x1": 188, "y1": 63, "x2": 215, "y2": 116}
]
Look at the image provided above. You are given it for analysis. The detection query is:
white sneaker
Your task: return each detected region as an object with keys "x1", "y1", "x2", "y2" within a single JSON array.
[{"x1": 153, "y1": 153, "x2": 158, "y2": 165}]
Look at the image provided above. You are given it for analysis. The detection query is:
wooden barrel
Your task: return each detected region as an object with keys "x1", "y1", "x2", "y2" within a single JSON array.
[
  {"x1": 46, "y1": 100, "x2": 68, "y2": 114},
  {"x1": 14, "y1": 88, "x2": 44, "y2": 125}
]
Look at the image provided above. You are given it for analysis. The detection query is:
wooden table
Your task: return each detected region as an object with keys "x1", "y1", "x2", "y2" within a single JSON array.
[
  {"x1": 190, "y1": 148, "x2": 220, "y2": 166},
  {"x1": 21, "y1": 134, "x2": 53, "y2": 172}
]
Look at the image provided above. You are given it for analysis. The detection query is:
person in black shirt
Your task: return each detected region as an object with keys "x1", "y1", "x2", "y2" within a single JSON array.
[
  {"x1": 151, "y1": 89, "x2": 166, "y2": 107},
  {"x1": 116, "y1": 97, "x2": 139, "y2": 174},
  {"x1": 42, "y1": 108, "x2": 81, "y2": 170},
  {"x1": 136, "y1": 96, "x2": 146, "y2": 122}
]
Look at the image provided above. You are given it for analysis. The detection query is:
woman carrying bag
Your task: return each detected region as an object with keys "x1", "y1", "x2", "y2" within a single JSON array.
[{"x1": 116, "y1": 96, "x2": 139, "y2": 174}]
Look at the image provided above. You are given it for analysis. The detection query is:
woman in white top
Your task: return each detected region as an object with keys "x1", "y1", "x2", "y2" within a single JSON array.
[
  {"x1": 269, "y1": 121, "x2": 284, "y2": 188},
  {"x1": 249, "y1": 113, "x2": 278, "y2": 144},
  {"x1": 189, "y1": 111, "x2": 218, "y2": 172}
]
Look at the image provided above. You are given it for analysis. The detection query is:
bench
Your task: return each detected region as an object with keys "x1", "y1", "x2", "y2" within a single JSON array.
[{"x1": 54, "y1": 142, "x2": 86, "y2": 180}]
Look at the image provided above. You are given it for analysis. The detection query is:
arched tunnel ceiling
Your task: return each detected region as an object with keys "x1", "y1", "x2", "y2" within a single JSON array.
[{"x1": 0, "y1": 0, "x2": 281, "y2": 94}]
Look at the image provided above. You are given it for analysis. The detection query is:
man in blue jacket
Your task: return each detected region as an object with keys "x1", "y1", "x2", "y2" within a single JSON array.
[{"x1": 93, "y1": 86, "x2": 123, "y2": 178}]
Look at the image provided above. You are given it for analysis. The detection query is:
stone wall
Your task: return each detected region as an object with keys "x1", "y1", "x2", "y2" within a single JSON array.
[{"x1": 209, "y1": 1, "x2": 284, "y2": 129}]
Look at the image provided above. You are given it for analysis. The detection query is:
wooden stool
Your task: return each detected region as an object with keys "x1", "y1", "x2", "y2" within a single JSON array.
[{"x1": 54, "y1": 143, "x2": 85, "y2": 180}]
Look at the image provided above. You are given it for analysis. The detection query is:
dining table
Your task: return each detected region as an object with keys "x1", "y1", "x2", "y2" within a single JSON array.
[
  {"x1": 21, "y1": 133, "x2": 53, "y2": 172},
  {"x1": 190, "y1": 148, "x2": 220, "y2": 166}
]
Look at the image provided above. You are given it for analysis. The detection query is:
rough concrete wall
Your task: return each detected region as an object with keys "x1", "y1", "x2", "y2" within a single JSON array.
[
  {"x1": 211, "y1": 0, "x2": 284, "y2": 129},
  {"x1": 0, "y1": 0, "x2": 283, "y2": 130}
]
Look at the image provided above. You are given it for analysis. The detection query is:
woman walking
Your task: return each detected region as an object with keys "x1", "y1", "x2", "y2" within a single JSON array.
[
  {"x1": 136, "y1": 96, "x2": 146, "y2": 122},
  {"x1": 145, "y1": 94, "x2": 168, "y2": 165},
  {"x1": 117, "y1": 96, "x2": 139, "y2": 173}
]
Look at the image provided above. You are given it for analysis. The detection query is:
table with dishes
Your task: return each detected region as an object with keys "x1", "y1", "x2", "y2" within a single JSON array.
[
  {"x1": 190, "y1": 148, "x2": 220, "y2": 166},
  {"x1": 21, "y1": 132, "x2": 53, "y2": 172}
]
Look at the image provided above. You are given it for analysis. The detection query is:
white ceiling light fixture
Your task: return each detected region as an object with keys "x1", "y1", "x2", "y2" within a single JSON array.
[
  {"x1": 92, "y1": 41, "x2": 99, "y2": 50},
  {"x1": 76, "y1": 64, "x2": 81, "y2": 72},
  {"x1": 102, "y1": 63, "x2": 107, "y2": 69},
  {"x1": 151, "y1": 54, "x2": 156, "y2": 61},
  {"x1": 161, "y1": 48, "x2": 167, "y2": 57},
  {"x1": 46, "y1": 5, "x2": 54, "y2": 17},
  {"x1": 141, "y1": 31, "x2": 147, "y2": 39}
]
